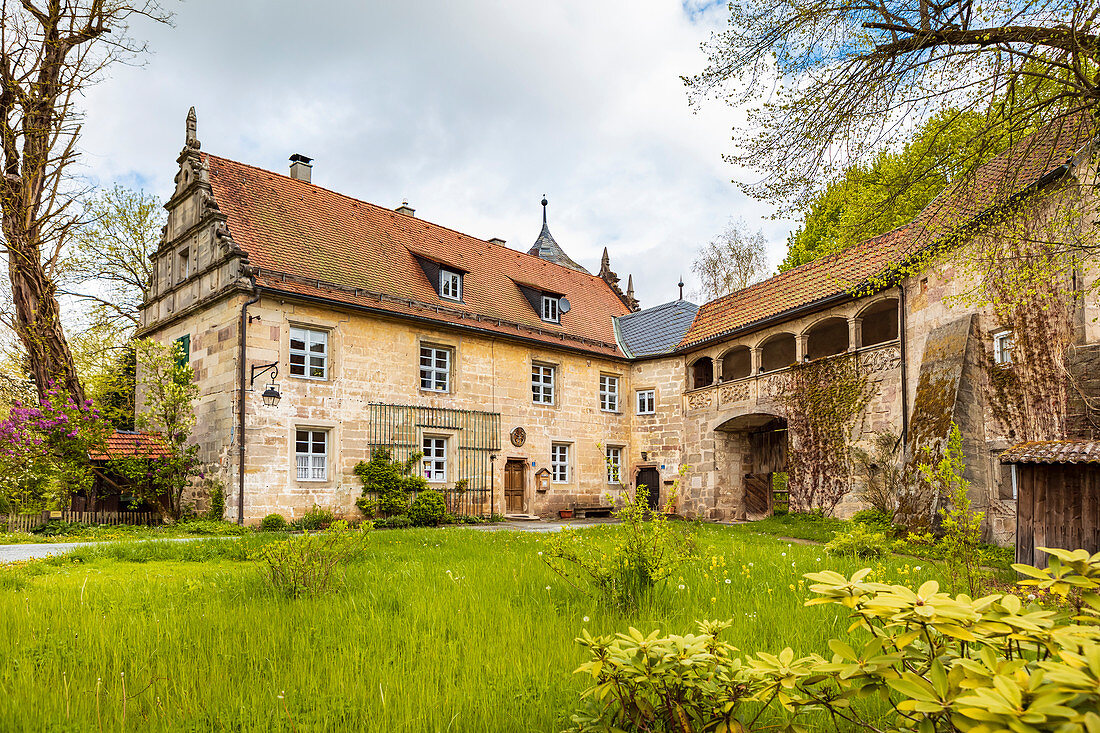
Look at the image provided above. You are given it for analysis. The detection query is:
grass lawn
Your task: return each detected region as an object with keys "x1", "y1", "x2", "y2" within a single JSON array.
[
  {"x1": 0, "y1": 520, "x2": 250, "y2": 545},
  {"x1": 0, "y1": 524, "x2": 992, "y2": 732}
]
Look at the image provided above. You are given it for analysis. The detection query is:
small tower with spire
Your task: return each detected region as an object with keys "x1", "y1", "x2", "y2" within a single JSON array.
[{"x1": 527, "y1": 197, "x2": 589, "y2": 273}]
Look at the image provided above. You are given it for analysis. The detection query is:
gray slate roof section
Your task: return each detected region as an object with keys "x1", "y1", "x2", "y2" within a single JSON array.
[
  {"x1": 528, "y1": 222, "x2": 590, "y2": 274},
  {"x1": 616, "y1": 299, "x2": 699, "y2": 357}
]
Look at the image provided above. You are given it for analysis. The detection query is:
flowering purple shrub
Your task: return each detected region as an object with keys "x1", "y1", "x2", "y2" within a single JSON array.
[{"x1": 0, "y1": 387, "x2": 111, "y2": 512}]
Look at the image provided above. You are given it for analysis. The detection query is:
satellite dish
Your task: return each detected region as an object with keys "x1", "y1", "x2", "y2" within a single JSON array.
[{"x1": 558, "y1": 297, "x2": 571, "y2": 314}]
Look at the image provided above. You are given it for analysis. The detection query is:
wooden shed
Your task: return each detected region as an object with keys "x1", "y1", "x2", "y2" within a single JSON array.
[{"x1": 1000, "y1": 440, "x2": 1100, "y2": 568}]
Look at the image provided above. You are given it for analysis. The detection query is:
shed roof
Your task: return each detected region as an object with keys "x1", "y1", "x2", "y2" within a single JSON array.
[
  {"x1": 89, "y1": 431, "x2": 170, "y2": 461},
  {"x1": 679, "y1": 115, "x2": 1093, "y2": 349},
  {"x1": 1000, "y1": 440, "x2": 1100, "y2": 465}
]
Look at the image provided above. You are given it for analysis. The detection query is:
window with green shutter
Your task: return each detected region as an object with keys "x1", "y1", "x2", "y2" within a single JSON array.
[{"x1": 175, "y1": 334, "x2": 190, "y2": 367}]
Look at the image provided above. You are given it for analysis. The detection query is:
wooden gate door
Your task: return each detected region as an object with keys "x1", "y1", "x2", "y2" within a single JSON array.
[
  {"x1": 743, "y1": 473, "x2": 773, "y2": 518},
  {"x1": 636, "y1": 467, "x2": 661, "y2": 511},
  {"x1": 505, "y1": 460, "x2": 526, "y2": 513}
]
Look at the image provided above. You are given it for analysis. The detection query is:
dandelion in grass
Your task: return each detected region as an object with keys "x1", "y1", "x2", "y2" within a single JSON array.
[
  {"x1": 583, "y1": 616, "x2": 589, "y2": 623},
  {"x1": 678, "y1": 584, "x2": 685, "y2": 590},
  {"x1": 724, "y1": 578, "x2": 731, "y2": 584}
]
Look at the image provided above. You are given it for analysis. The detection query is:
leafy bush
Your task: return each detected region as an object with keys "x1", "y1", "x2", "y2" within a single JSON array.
[
  {"x1": 203, "y1": 477, "x2": 227, "y2": 521},
  {"x1": 543, "y1": 483, "x2": 695, "y2": 610},
  {"x1": 825, "y1": 523, "x2": 887, "y2": 557},
  {"x1": 354, "y1": 448, "x2": 427, "y2": 517},
  {"x1": 176, "y1": 519, "x2": 249, "y2": 536},
  {"x1": 252, "y1": 521, "x2": 368, "y2": 597},
  {"x1": 570, "y1": 548, "x2": 1100, "y2": 732},
  {"x1": 260, "y1": 514, "x2": 289, "y2": 532},
  {"x1": 296, "y1": 505, "x2": 334, "y2": 531},
  {"x1": 408, "y1": 490, "x2": 447, "y2": 526},
  {"x1": 372, "y1": 515, "x2": 411, "y2": 530}
]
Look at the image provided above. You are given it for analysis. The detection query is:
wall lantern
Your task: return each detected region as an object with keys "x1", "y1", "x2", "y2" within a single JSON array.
[{"x1": 250, "y1": 362, "x2": 282, "y2": 408}]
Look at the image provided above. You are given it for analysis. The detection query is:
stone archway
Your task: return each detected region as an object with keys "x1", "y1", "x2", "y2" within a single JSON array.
[{"x1": 715, "y1": 412, "x2": 788, "y2": 518}]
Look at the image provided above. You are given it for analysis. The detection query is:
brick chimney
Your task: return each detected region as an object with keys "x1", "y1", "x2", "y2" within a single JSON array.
[
  {"x1": 289, "y1": 153, "x2": 312, "y2": 183},
  {"x1": 395, "y1": 200, "x2": 416, "y2": 217}
]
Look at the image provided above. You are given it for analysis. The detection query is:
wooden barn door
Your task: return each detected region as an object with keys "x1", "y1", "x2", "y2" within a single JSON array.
[
  {"x1": 743, "y1": 473, "x2": 773, "y2": 517},
  {"x1": 505, "y1": 460, "x2": 526, "y2": 513}
]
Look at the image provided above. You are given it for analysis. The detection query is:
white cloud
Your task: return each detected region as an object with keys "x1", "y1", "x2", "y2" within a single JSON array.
[{"x1": 77, "y1": 0, "x2": 795, "y2": 307}]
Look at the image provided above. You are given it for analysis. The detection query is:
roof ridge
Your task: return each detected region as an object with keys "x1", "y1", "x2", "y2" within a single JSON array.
[{"x1": 203, "y1": 152, "x2": 615, "y2": 287}]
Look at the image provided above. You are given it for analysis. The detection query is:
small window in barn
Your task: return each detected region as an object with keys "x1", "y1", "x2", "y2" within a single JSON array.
[
  {"x1": 422, "y1": 436, "x2": 447, "y2": 482},
  {"x1": 551, "y1": 443, "x2": 570, "y2": 483},
  {"x1": 759, "y1": 333, "x2": 796, "y2": 372},
  {"x1": 805, "y1": 318, "x2": 849, "y2": 360},
  {"x1": 419, "y1": 345, "x2": 451, "y2": 392},
  {"x1": 542, "y1": 295, "x2": 560, "y2": 323},
  {"x1": 605, "y1": 445, "x2": 622, "y2": 484},
  {"x1": 532, "y1": 363, "x2": 555, "y2": 405},
  {"x1": 290, "y1": 327, "x2": 328, "y2": 379},
  {"x1": 440, "y1": 269, "x2": 462, "y2": 301},
  {"x1": 636, "y1": 389, "x2": 656, "y2": 415},
  {"x1": 860, "y1": 299, "x2": 899, "y2": 347},
  {"x1": 690, "y1": 357, "x2": 713, "y2": 389},
  {"x1": 998, "y1": 462, "x2": 1017, "y2": 500},
  {"x1": 993, "y1": 330, "x2": 1014, "y2": 365},
  {"x1": 295, "y1": 429, "x2": 328, "y2": 481},
  {"x1": 599, "y1": 374, "x2": 619, "y2": 412},
  {"x1": 720, "y1": 346, "x2": 751, "y2": 381}
]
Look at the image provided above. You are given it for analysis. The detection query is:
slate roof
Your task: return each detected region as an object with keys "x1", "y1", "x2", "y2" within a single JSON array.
[
  {"x1": 616, "y1": 299, "x2": 700, "y2": 357},
  {"x1": 1000, "y1": 440, "x2": 1100, "y2": 465},
  {"x1": 89, "y1": 431, "x2": 170, "y2": 461},
  {"x1": 527, "y1": 220, "x2": 590, "y2": 274},
  {"x1": 680, "y1": 114, "x2": 1094, "y2": 349},
  {"x1": 203, "y1": 155, "x2": 630, "y2": 356}
]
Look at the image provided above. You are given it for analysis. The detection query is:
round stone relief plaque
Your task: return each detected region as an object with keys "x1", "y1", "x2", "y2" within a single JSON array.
[{"x1": 510, "y1": 427, "x2": 527, "y2": 447}]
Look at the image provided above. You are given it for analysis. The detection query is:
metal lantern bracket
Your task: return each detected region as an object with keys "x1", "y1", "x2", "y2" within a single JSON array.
[{"x1": 249, "y1": 362, "x2": 282, "y2": 407}]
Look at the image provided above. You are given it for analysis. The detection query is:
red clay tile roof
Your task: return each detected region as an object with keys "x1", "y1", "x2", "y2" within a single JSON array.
[
  {"x1": 204, "y1": 155, "x2": 631, "y2": 356},
  {"x1": 89, "y1": 431, "x2": 170, "y2": 461},
  {"x1": 1001, "y1": 440, "x2": 1100, "y2": 464},
  {"x1": 680, "y1": 115, "x2": 1094, "y2": 349}
]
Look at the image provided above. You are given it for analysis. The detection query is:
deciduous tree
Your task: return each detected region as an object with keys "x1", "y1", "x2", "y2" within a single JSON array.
[
  {"x1": 0, "y1": 1, "x2": 169, "y2": 402},
  {"x1": 690, "y1": 218, "x2": 769, "y2": 300}
]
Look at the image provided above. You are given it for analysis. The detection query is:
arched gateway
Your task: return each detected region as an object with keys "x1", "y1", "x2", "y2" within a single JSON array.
[{"x1": 715, "y1": 412, "x2": 788, "y2": 519}]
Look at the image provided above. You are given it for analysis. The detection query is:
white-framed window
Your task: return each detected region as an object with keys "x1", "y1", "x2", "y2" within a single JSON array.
[
  {"x1": 532, "y1": 363, "x2": 555, "y2": 404},
  {"x1": 599, "y1": 374, "x2": 619, "y2": 412},
  {"x1": 422, "y1": 437, "x2": 447, "y2": 482},
  {"x1": 295, "y1": 429, "x2": 328, "y2": 481},
  {"x1": 419, "y1": 345, "x2": 451, "y2": 392},
  {"x1": 636, "y1": 389, "x2": 655, "y2": 415},
  {"x1": 551, "y1": 443, "x2": 570, "y2": 483},
  {"x1": 290, "y1": 326, "x2": 328, "y2": 379},
  {"x1": 177, "y1": 247, "x2": 190, "y2": 282},
  {"x1": 542, "y1": 295, "x2": 559, "y2": 323},
  {"x1": 440, "y1": 269, "x2": 462, "y2": 301},
  {"x1": 606, "y1": 445, "x2": 622, "y2": 484},
  {"x1": 993, "y1": 330, "x2": 1014, "y2": 364}
]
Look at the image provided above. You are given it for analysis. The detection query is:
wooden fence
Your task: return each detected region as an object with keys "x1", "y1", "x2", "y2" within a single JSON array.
[{"x1": 1, "y1": 511, "x2": 162, "y2": 532}]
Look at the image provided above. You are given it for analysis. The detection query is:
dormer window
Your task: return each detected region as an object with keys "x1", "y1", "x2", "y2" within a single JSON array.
[
  {"x1": 440, "y1": 269, "x2": 462, "y2": 301},
  {"x1": 541, "y1": 295, "x2": 559, "y2": 323}
]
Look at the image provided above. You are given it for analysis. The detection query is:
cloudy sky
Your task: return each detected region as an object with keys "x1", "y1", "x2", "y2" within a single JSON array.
[{"x1": 78, "y1": 0, "x2": 793, "y2": 307}]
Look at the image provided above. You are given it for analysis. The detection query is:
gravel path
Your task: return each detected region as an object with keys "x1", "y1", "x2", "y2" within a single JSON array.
[{"x1": 0, "y1": 536, "x2": 218, "y2": 563}]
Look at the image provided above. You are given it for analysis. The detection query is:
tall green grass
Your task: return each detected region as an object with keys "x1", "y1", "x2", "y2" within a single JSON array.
[{"x1": 0, "y1": 525, "x2": 951, "y2": 731}]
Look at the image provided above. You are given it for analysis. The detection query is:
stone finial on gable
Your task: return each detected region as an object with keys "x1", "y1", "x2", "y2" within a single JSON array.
[{"x1": 186, "y1": 106, "x2": 200, "y2": 150}]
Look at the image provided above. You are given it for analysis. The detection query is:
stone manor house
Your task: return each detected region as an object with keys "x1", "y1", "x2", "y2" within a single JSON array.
[{"x1": 139, "y1": 110, "x2": 1100, "y2": 542}]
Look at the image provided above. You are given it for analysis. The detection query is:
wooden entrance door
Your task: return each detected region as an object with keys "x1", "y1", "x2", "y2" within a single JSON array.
[
  {"x1": 743, "y1": 473, "x2": 773, "y2": 518},
  {"x1": 505, "y1": 460, "x2": 526, "y2": 513},
  {"x1": 636, "y1": 467, "x2": 661, "y2": 511}
]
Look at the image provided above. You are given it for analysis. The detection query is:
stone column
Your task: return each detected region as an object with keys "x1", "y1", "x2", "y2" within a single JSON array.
[
  {"x1": 848, "y1": 316, "x2": 863, "y2": 352},
  {"x1": 795, "y1": 334, "x2": 808, "y2": 363},
  {"x1": 751, "y1": 346, "x2": 762, "y2": 375}
]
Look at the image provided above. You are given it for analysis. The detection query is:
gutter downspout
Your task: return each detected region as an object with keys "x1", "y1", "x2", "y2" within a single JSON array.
[
  {"x1": 238, "y1": 276, "x2": 261, "y2": 525},
  {"x1": 897, "y1": 284, "x2": 909, "y2": 451}
]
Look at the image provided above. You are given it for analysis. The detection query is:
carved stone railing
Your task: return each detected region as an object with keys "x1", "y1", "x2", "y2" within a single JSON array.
[{"x1": 683, "y1": 341, "x2": 902, "y2": 413}]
